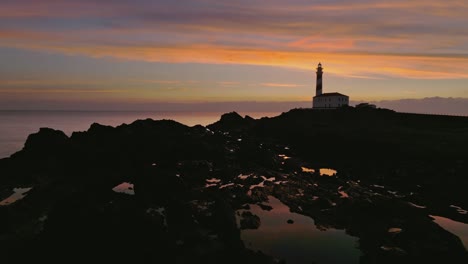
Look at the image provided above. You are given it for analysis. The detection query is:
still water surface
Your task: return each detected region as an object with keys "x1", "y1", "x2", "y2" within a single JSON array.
[
  {"x1": 239, "y1": 196, "x2": 360, "y2": 264},
  {"x1": 431, "y1": 215, "x2": 468, "y2": 250}
]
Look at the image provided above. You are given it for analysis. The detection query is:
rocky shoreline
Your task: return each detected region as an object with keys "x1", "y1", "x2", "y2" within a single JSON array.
[{"x1": 1, "y1": 108, "x2": 467, "y2": 263}]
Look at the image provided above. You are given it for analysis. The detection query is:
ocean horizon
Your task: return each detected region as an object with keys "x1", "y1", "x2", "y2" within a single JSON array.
[{"x1": 0, "y1": 110, "x2": 280, "y2": 159}]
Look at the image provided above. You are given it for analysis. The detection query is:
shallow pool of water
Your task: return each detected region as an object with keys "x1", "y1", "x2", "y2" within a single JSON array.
[
  {"x1": 431, "y1": 215, "x2": 468, "y2": 250},
  {"x1": 0, "y1": 187, "x2": 33, "y2": 206},
  {"x1": 112, "y1": 182, "x2": 135, "y2": 195},
  {"x1": 238, "y1": 196, "x2": 360, "y2": 264},
  {"x1": 320, "y1": 168, "x2": 337, "y2": 176}
]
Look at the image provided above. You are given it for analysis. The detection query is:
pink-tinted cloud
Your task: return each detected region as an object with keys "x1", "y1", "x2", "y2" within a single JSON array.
[{"x1": 0, "y1": 0, "x2": 467, "y2": 80}]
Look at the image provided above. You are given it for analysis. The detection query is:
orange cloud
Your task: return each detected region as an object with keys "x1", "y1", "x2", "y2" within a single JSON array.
[
  {"x1": 261, "y1": 83, "x2": 305, "y2": 88},
  {"x1": 0, "y1": 0, "x2": 467, "y2": 84},
  {"x1": 0, "y1": 78, "x2": 114, "y2": 87},
  {"x1": 218, "y1": 81, "x2": 240, "y2": 86},
  {"x1": 22, "y1": 43, "x2": 468, "y2": 79},
  {"x1": 288, "y1": 36, "x2": 355, "y2": 51},
  {"x1": 136, "y1": 80, "x2": 182, "y2": 85}
]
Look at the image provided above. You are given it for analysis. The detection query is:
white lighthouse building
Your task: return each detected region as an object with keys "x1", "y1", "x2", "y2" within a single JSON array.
[{"x1": 312, "y1": 63, "x2": 349, "y2": 109}]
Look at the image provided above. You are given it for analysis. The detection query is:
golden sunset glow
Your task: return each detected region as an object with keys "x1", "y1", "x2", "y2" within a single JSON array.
[{"x1": 0, "y1": 0, "x2": 467, "y2": 111}]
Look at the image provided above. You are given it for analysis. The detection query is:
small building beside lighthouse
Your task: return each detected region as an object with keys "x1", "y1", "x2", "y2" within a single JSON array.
[{"x1": 313, "y1": 63, "x2": 349, "y2": 109}]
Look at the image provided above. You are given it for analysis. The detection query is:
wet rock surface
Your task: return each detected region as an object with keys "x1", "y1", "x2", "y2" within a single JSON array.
[
  {"x1": 0, "y1": 108, "x2": 467, "y2": 263},
  {"x1": 240, "y1": 211, "x2": 261, "y2": 230}
]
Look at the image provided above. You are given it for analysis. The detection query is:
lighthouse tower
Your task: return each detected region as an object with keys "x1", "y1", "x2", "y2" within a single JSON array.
[
  {"x1": 316, "y1": 62, "x2": 323, "y2": 96},
  {"x1": 312, "y1": 62, "x2": 349, "y2": 109}
]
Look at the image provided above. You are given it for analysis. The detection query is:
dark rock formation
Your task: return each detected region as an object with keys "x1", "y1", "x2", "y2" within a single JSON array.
[
  {"x1": 0, "y1": 108, "x2": 467, "y2": 263},
  {"x1": 23, "y1": 128, "x2": 69, "y2": 153},
  {"x1": 258, "y1": 203, "x2": 273, "y2": 211},
  {"x1": 207, "y1": 111, "x2": 254, "y2": 131},
  {"x1": 240, "y1": 211, "x2": 261, "y2": 230}
]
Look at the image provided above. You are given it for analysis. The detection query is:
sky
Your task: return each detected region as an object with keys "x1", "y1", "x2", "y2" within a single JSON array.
[{"x1": 0, "y1": 0, "x2": 467, "y2": 113}]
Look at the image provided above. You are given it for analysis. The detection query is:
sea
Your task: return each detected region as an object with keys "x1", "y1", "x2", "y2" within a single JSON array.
[{"x1": 0, "y1": 110, "x2": 280, "y2": 159}]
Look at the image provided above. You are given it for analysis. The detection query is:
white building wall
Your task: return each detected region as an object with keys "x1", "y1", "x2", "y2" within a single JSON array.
[{"x1": 313, "y1": 96, "x2": 349, "y2": 109}]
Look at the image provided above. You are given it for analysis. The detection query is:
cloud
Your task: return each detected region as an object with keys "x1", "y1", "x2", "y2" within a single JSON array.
[
  {"x1": 0, "y1": 88, "x2": 129, "y2": 94},
  {"x1": 261, "y1": 83, "x2": 305, "y2": 88},
  {"x1": 218, "y1": 81, "x2": 240, "y2": 86},
  {"x1": 0, "y1": 78, "x2": 113, "y2": 87},
  {"x1": 0, "y1": 78, "x2": 190, "y2": 88},
  {"x1": 0, "y1": 0, "x2": 467, "y2": 80},
  {"x1": 136, "y1": 80, "x2": 181, "y2": 84},
  {"x1": 2, "y1": 34, "x2": 468, "y2": 80}
]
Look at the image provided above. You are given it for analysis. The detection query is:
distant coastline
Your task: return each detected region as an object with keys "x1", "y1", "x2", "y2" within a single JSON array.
[{"x1": 1, "y1": 97, "x2": 467, "y2": 116}]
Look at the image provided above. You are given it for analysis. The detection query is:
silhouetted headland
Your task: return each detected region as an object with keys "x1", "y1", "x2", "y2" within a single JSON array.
[{"x1": 1, "y1": 107, "x2": 467, "y2": 263}]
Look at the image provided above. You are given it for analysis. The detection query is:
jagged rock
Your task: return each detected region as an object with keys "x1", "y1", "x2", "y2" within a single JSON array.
[
  {"x1": 258, "y1": 203, "x2": 273, "y2": 211},
  {"x1": 23, "y1": 128, "x2": 68, "y2": 153},
  {"x1": 240, "y1": 211, "x2": 261, "y2": 230},
  {"x1": 250, "y1": 188, "x2": 269, "y2": 204},
  {"x1": 207, "y1": 112, "x2": 254, "y2": 131},
  {"x1": 240, "y1": 204, "x2": 250, "y2": 210},
  {"x1": 244, "y1": 115, "x2": 255, "y2": 122},
  {"x1": 88, "y1": 122, "x2": 114, "y2": 134}
]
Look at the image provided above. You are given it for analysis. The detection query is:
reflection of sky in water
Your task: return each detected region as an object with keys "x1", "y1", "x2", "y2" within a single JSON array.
[
  {"x1": 450, "y1": 205, "x2": 468, "y2": 215},
  {"x1": 431, "y1": 215, "x2": 468, "y2": 250},
  {"x1": 112, "y1": 182, "x2": 134, "y2": 195},
  {"x1": 320, "y1": 168, "x2": 337, "y2": 176},
  {"x1": 278, "y1": 154, "x2": 291, "y2": 160},
  {"x1": 301, "y1": 167, "x2": 337, "y2": 176},
  {"x1": 0, "y1": 187, "x2": 32, "y2": 206},
  {"x1": 239, "y1": 196, "x2": 360, "y2": 264}
]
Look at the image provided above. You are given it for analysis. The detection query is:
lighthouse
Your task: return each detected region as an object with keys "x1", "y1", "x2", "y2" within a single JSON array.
[
  {"x1": 316, "y1": 62, "x2": 323, "y2": 96},
  {"x1": 312, "y1": 62, "x2": 349, "y2": 109}
]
